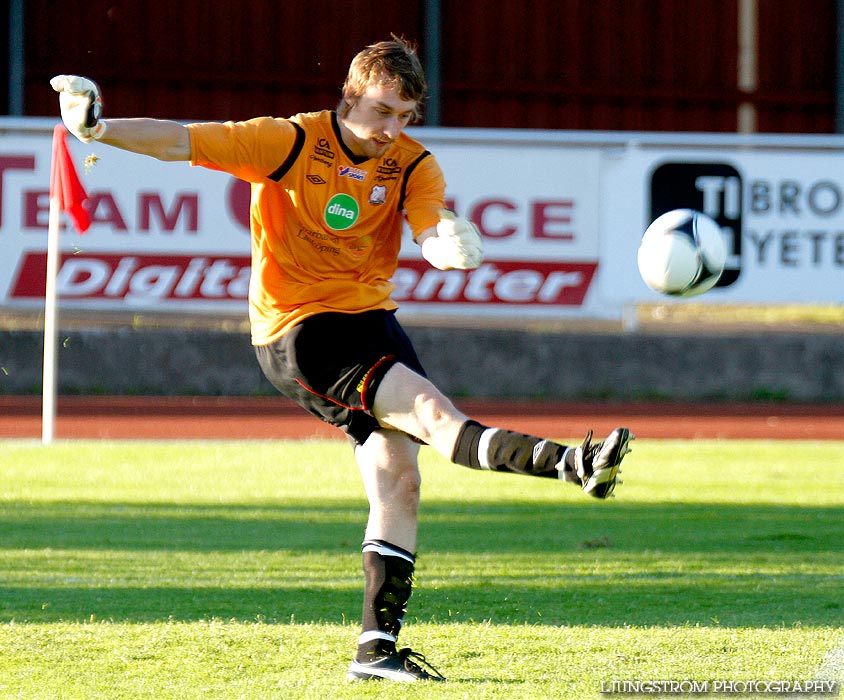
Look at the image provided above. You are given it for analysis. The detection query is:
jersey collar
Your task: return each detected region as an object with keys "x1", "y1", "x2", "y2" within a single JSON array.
[{"x1": 332, "y1": 111, "x2": 379, "y2": 166}]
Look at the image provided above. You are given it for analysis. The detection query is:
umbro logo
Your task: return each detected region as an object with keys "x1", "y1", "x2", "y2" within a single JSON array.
[{"x1": 307, "y1": 174, "x2": 327, "y2": 185}]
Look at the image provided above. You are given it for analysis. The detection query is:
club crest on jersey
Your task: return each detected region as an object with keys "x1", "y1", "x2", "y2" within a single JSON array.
[
  {"x1": 338, "y1": 165, "x2": 367, "y2": 181},
  {"x1": 325, "y1": 193, "x2": 360, "y2": 230},
  {"x1": 369, "y1": 185, "x2": 387, "y2": 206}
]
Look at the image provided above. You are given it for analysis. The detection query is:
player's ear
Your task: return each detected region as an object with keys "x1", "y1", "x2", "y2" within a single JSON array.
[{"x1": 337, "y1": 96, "x2": 356, "y2": 118}]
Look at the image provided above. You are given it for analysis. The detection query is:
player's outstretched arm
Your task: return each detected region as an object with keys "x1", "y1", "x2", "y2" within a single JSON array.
[
  {"x1": 96, "y1": 118, "x2": 191, "y2": 161},
  {"x1": 51, "y1": 75, "x2": 190, "y2": 162}
]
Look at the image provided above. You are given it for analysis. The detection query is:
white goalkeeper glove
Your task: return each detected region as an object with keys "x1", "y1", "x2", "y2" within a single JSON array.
[
  {"x1": 50, "y1": 75, "x2": 107, "y2": 143},
  {"x1": 421, "y1": 209, "x2": 484, "y2": 270}
]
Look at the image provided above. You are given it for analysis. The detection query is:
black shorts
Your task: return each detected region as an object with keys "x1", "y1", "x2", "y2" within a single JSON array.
[{"x1": 254, "y1": 309, "x2": 426, "y2": 445}]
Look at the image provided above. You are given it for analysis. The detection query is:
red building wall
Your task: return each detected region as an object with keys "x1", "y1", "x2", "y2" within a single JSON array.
[{"x1": 19, "y1": 0, "x2": 838, "y2": 133}]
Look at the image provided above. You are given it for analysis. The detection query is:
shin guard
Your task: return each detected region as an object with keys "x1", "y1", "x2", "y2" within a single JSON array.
[
  {"x1": 357, "y1": 539, "x2": 415, "y2": 660},
  {"x1": 452, "y1": 420, "x2": 567, "y2": 477}
]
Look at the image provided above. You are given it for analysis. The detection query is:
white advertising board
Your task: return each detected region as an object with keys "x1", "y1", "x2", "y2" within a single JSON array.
[
  {"x1": 1, "y1": 121, "x2": 252, "y2": 313},
  {"x1": 0, "y1": 120, "x2": 609, "y2": 320},
  {"x1": 599, "y1": 135, "x2": 844, "y2": 305},
  {"x1": 3, "y1": 120, "x2": 844, "y2": 321},
  {"x1": 396, "y1": 132, "x2": 604, "y2": 318}
]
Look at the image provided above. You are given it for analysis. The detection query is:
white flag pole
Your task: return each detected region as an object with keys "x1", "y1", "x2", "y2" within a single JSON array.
[{"x1": 42, "y1": 195, "x2": 62, "y2": 445}]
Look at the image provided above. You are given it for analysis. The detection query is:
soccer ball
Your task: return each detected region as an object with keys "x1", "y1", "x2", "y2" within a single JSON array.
[{"x1": 637, "y1": 209, "x2": 727, "y2": 297}]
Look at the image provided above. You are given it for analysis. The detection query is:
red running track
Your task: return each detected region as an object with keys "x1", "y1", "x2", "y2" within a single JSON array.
[{"x1": 1, "y1": 396, "x2": 842, "y2": 440}]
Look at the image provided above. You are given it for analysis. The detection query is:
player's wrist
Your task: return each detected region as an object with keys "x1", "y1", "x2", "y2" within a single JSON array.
[{"x1": 89, "y1": 120, "x2": 107, "y2": 141}]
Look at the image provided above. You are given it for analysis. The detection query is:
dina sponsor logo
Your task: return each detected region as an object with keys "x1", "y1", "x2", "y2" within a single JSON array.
[{"x1": 324, "y1": 193, "x2": 360, "y2": 230}]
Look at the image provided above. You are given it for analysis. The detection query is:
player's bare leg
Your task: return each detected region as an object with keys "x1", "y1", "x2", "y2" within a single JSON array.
[
  {"x1": 349, "y1": 430, "x2": 444, "y2": 681},
  {"x1": 372, "y1": 363, "x2": 633, "y2": 497},
  {"x1": 354, "y1": 429, "x2": 421, "y2": 552},
  {"x1": 371, "y1": 363, "x2": 468, "y2": 457}
]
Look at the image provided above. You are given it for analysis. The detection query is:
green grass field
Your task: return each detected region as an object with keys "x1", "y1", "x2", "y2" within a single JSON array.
[{"x1": 1, "y1": 438, "x2": 842, "y2": 699}]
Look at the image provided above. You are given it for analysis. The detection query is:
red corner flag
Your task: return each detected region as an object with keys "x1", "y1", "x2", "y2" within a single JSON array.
[{"x1": 50, "y1": 124, "x2": 91, "y2": 233}]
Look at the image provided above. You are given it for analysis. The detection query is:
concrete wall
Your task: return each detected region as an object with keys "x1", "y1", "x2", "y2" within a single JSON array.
[{"x1": 1, "y1": 326, "x2": 842, "y2": 402}]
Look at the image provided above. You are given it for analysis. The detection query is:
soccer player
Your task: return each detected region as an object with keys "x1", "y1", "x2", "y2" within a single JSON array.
[{"x1": 52, "y1": 36, "x2": 632, "y2": 682}]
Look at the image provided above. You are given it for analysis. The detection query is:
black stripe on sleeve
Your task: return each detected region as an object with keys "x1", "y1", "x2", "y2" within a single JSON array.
[
  {"x1": 267, "y1": 122, "x2": 306, "y2": 182},
  {"x1": 398, "y1": 151, "x2": 431, "y2": 211}
]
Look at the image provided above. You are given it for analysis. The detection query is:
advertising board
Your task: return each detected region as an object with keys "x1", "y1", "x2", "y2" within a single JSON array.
[
  {"x1": 598, "y1": 135, "x2": 844, "y2": 305},
  {"x1": 3, "y1": 120, "x2": 844, "y2": 321}
]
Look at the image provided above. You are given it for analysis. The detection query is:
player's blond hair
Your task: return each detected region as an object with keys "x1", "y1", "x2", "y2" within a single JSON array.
[{"x1": 338, "y1": 35, "x2": 427, "y2": 119}]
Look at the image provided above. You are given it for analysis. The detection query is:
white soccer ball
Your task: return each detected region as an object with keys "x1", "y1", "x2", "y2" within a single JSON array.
[{"x1": 637, "y1": 209, "x2": 727, "y2": 297}]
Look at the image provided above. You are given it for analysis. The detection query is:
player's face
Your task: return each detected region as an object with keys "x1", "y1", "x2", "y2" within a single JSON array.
[{"x1": 341, "y1": 82, "x2": 417, "y2": 159}]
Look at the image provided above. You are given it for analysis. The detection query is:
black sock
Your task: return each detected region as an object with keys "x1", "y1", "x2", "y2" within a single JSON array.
[
  {"x1": 451, "y1": 420, "x2": 486, "y2": 469},
  {"x1": 357, "y1": 539, "x2": 415, "y2": 661},
  {"x1": 452, "y1": 420, "x2": 569, "y2": 478}
]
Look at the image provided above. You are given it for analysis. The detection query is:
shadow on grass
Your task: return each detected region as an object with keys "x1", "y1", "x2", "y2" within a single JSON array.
[
  {"x1": 1, "y1": 499, "x2": 841, "y2": 554},
  {"x1": 1, "y1": 499, "x2": 842, "y2": 626},
  {"x1": 2, "y1": 570, "x2": 840, "y2": 627}
]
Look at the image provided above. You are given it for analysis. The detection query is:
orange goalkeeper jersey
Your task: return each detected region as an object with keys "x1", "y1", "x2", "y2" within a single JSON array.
[{"x1": 187, "y1": 110, "x2": 445, "y2": 345}]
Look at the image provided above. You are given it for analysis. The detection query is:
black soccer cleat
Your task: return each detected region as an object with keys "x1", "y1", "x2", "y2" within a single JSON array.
[
  {"x1": 346, "y1": 647, "x2": 446, "y2": 682},
  {"x1": 574, "y1": 427, "x2": 634, "y2": 499}
]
